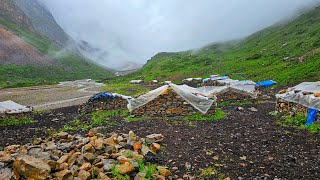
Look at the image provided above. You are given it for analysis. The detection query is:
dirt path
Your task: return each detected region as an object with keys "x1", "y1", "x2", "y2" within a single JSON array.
[
  {"x1": 1, "y1": 102, "x2": 319, "y2": 179},
  {"x1": 0, "y1": 80, "x2": 102, "y2": 110}
]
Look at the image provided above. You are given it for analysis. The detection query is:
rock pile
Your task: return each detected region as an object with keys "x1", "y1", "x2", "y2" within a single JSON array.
[
  {"x1": 79, "y1": 93, "x2": 128, "y2": 114},
  {"x1": 132, "y1": 88, "x2": 216, "y2": 117},
  {"x1": 0, "y1": 131, "x2": 171, "y2": 180}
]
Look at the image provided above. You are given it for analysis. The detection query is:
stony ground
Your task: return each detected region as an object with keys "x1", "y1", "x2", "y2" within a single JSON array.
[
  {"x1": 1, "y1": 102, "x2": 319, "y2": 179},
  {"x1": 0, "y1": 81, "x2": 101, "y2": 110}
]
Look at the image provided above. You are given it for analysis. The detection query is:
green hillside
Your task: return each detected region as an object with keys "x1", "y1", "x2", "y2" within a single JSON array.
[
  {"x1": 118, "y1": 7, "x2": 320, "y2": 85},
  {"x1": 0, "y1": 18, "x2": 114, "y2": 88}
]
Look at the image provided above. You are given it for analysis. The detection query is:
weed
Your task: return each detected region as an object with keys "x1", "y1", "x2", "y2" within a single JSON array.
[
  {"x1": 183, "y1": 109, "x2": 226, "y2": 121},
  {"x1": 145, "y1": 163, "x2": 158, "y2": 179},
  {"x1": 0, "y1": 118, "x2": 36, "y2": 127},
  {"x1": 59, "y1": 118, "x2": 92, "y2": 132},
  {"x1": 125, "y1": 116, "x2": 144, "y2": 122},
  {"x1": 278, "y1": 113, "x2": 320, "y2": 133},
  {"x1": 90, "y1": 110, "x2": 129, "y2": 126},
  {"x1": 199, "y1": 167, "x2": 226, "y2": 180},
  {"x1": 126, "y1": 150, "x2": 133, "y2": 158}
]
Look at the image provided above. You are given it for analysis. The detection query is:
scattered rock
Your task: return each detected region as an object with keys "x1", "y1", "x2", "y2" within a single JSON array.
[
  {"x1": 116, "y1": 162, "x2": 134, "y2": 174},
  {"x1": 248, "y1": 107, "x2": 258, "y2": 112},
  {"x1": 55, "y1": 132, "x2": 69, "y2": 139},
  {"x1": 150, "y1": 143, "x2": 161, "y2": 153},
  {"x1": 146, "y1": 134, "x2": 164, "y2": 144},
  {"x1": 77, "y1": 170, "x2": 91, "y2": 180}
]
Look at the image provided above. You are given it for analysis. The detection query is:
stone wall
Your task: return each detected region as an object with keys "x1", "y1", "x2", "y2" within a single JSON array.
[
  {"x1": 131, "y1": 88, "x2": 216, "y2": 117},
  {"x1": 79, "y1": 96, "x2": 128, "y2": 114},
  {"x1": 276, "y1": 98, "x2": 320, "y2": 118}
]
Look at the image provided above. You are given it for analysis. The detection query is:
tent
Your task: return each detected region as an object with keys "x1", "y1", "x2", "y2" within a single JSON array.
[
  {"x1": 0, "y1": 100, "x2": 32, "y2": 114},
  {"x1": 128, "y1": 83, "x2": 216, "y2": 117},
  {"x1": 276, "y1": 81, "x2": 320, "y2": 125}
]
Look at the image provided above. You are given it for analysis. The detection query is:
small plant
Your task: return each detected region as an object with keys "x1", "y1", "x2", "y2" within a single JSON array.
[
  {"x1": 184, "y1": 109, "x2": 226, "y2": 121},
  {"x1": 90, "y1": 110, "x2": 129, "y2": 125},
  {"x1": 111, "y1": 164, "x2": 129, "y2": 180},
  {"x1": 126, "y1": 150, "x2": 133, "y2": 158},
  {"x1": 137, "y1": 159, "x2": 145, "y2": 172},
  {"x1": 0, "y1": 118, "x2": 36, "y2": 127},
  {"x1": 278, "y1": 113, "x2": 320, "y2": 133},
  {"x1": 199, "y1": 167, "x2": 226, "y2": 180},
  {"x1": 145, "y1": 163, "x2": 158, "y2": 180},
  {"x1": 59, "y1": 118, "x2": 92, "y2": 132},
  {"x1": 125, "y1": 115, "x2": 144, "y2": 122}
]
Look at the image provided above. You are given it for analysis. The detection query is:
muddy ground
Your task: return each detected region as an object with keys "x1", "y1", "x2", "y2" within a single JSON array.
[{"x1": 1, "y1": 102, "x2": 319, "y2": 179}]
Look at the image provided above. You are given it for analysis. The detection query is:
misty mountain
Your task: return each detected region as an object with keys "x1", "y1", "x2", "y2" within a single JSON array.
[
  {"x1": 0, "y1": 0, "x2": 114, "y2": 88},
  {"x1": 124, "y1": 6, "x2": 320, "y2": 85}
]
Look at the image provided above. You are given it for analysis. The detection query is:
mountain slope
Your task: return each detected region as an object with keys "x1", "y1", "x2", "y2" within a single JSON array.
[
  {"x1": 14, "y1": 0, "x2": 77, "y2": 49},
  {"x1": 0, "y1": 5, "x2": 114, "y2": 88},
  {"x1": 0, "y1": 27, "x2": 54, "y2": 66},
  {"x1": 123, "y1": 6, "x2": 320, "y2": 85}
]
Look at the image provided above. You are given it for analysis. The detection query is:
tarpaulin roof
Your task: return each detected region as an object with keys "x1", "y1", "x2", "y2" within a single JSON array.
[
  {"x1": 276, "y1": 81, "x2": 320, "y2": 110},
  {"x1": 128, "y1": 83, "x2": 216, "y2": 114},
  {"x1": 0, "y1": 100, "x2": 32, "y2": 114}
]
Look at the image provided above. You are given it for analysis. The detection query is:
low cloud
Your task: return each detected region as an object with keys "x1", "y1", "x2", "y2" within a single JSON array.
[{"x1": 42, "y1": 0, "x2": 320, "y2": 70}]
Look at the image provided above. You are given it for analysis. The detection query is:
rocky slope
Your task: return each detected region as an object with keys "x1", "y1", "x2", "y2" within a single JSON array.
[{"x1": 0, "y1": 27, "x2": 53, "y2": 66}]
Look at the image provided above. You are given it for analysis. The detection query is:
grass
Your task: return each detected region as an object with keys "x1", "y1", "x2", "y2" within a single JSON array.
[
  {"x1": 199, "y1": 167, "x2": 226, "y2": 180},
  {"x1": 0, "y1": 17, "x2": 114, "y2": 88},
  {"x1": 125, "y1": 115, "x2": 145, "y2": 122},
  {"x1": 59, "y1": 118, "x2": 92, "y2": 132},
  {"x1": 137, "y1": 159, "x2": 158, "y2": 180},
  {"x1": 103, "y1": 83, "x2": 149, "y2": 96},
  {"x1": 183, "y1": 109, "x2": 226, "y2": 121},
  {"x1": 0, "y1": 118, "x2": 36, "y2": 127},
  {"x1": 90, "y1": 110, "x2": 129, "y2": 126},
  {"x1": 58, "y1": 110, "x2": 128, "y2": 132},
  {"x1": 218, "y1": 100, "x2": 264, "y2": 107},
  {"x1": 278, "y1": 113, "x2": 320, "y2": 133}
]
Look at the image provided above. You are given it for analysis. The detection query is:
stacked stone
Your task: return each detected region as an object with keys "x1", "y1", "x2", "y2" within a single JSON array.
[
  {"x1": 0, "y1": 131, "x2": 171, "y2": 180},
  {"x1": 276, "y1": 98, "x2": 320, "y2": 118},
  {"x1": 132, "y1": 88, "x2": 216, "y2": 117},
  {"x1": 79, "y1": 93, "x2": 128, "y2": 114},
  {"x1": 201, "y1": 79, "x2": 220, "y2": 86},
  {"x1": 216, "y1": 91, "x2": 257, "y2": 103}
]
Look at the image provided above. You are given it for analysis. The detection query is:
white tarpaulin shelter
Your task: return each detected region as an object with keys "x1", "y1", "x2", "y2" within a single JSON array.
[
  {"x1": 200, "y1": 80, "x2": 257, "y2": 98},
  {"x1": 128, "y1": 83, "x2": 215, "y2": 114},
  {"x1": 130, "y1": 80, "x2": 144, "y2": 84},
  {"x1": 0, "y1": 100, "x2": 32, "y2": 114},
  {"x1": 276, "y1": 81, "x2": 320, "y2": 110}
]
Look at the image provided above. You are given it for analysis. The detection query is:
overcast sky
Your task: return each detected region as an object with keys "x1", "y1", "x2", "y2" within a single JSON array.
[{"x1": 42, "y1": 0, "x2": 320, "y2": 70}]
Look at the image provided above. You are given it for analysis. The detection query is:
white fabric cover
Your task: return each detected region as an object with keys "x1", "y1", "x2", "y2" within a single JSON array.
[
  {"x1": 127, "y1": 83, "x2": 215, "y2": 114},
  {"x1": 276, "y1": 81, "x2": 320, "y2": 110},
  {"x1": 0, "y1": 100, "x2": 32, "y2": 114}
]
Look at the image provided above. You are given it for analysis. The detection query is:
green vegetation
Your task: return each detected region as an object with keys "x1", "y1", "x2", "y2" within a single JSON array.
[
  {"x1": 278, "y1": 114, "x2": 320, "y2": 133},
  {"x1": 0, "y1": 17, "x2": 113, "y2": 88},
  {"x1": 137, "y1": 159, "x2": 158, "y2": 180},
  {"x1": 113, "y1": 7, "x2": 320, "y2": 85},
  {"x1": 0, "y1": 117, "x2": 36, "y2": 127},
  {"x1": 111, "y1": 165, "x2": 130, "y2": 180},
  {"x1": 59, "y1": 118, "x2": 92, "y2": 132},
  {"x1": 183, "y1": 109, "x2": 226, "y2": 121},
  {"x1": 218, "y1": 100, "x2": 264, "y2": 107},
  {"x1": 90, "y1": 110, "x2": 129, "y2": 126},
  {"x1": 125, "y1": 115, "x2": 145, "y2": 122},
  {"x1": 103, "y1": 83, "x2": 149, "y2": 96},
  {"x1": 199, "y1": 167, "x2": 226, "y2": 180}
]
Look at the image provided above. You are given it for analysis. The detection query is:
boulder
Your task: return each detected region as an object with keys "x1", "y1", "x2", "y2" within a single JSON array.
[
  {"x1": 55, "y1": 169, "x2": 73, "y2": 180},
  {"x1": 13, "y1": 156, "x2": 51, "y2": 180}
]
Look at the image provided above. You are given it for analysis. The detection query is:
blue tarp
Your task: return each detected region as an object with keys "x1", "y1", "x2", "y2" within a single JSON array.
[
  {"x1": 255, "y1": 80, "x2": 277, "y2": 88},
  {"x1": 90, "y1": 93, "x2": 119, "y2": 102},
  {"x1": 305, "y1": 108, "x2": 318, "y2": 126}
]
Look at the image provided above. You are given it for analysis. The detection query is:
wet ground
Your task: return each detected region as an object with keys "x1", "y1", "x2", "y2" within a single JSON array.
[{"x1": 1, "y1": 102, "x2": 319, "y2": 179}]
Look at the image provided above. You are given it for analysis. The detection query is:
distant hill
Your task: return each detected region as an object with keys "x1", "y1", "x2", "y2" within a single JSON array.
[
  {"x1": 0, "y1": 0, "x2": 114, "y2": 88},
  {"x1": 122, "y1": 6, "x2": 320, "y2": 85}
]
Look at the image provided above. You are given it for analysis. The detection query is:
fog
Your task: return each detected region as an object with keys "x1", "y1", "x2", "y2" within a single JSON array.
[{"x1": 42, "y1": 0, "x2": 320, "y2": 70}]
